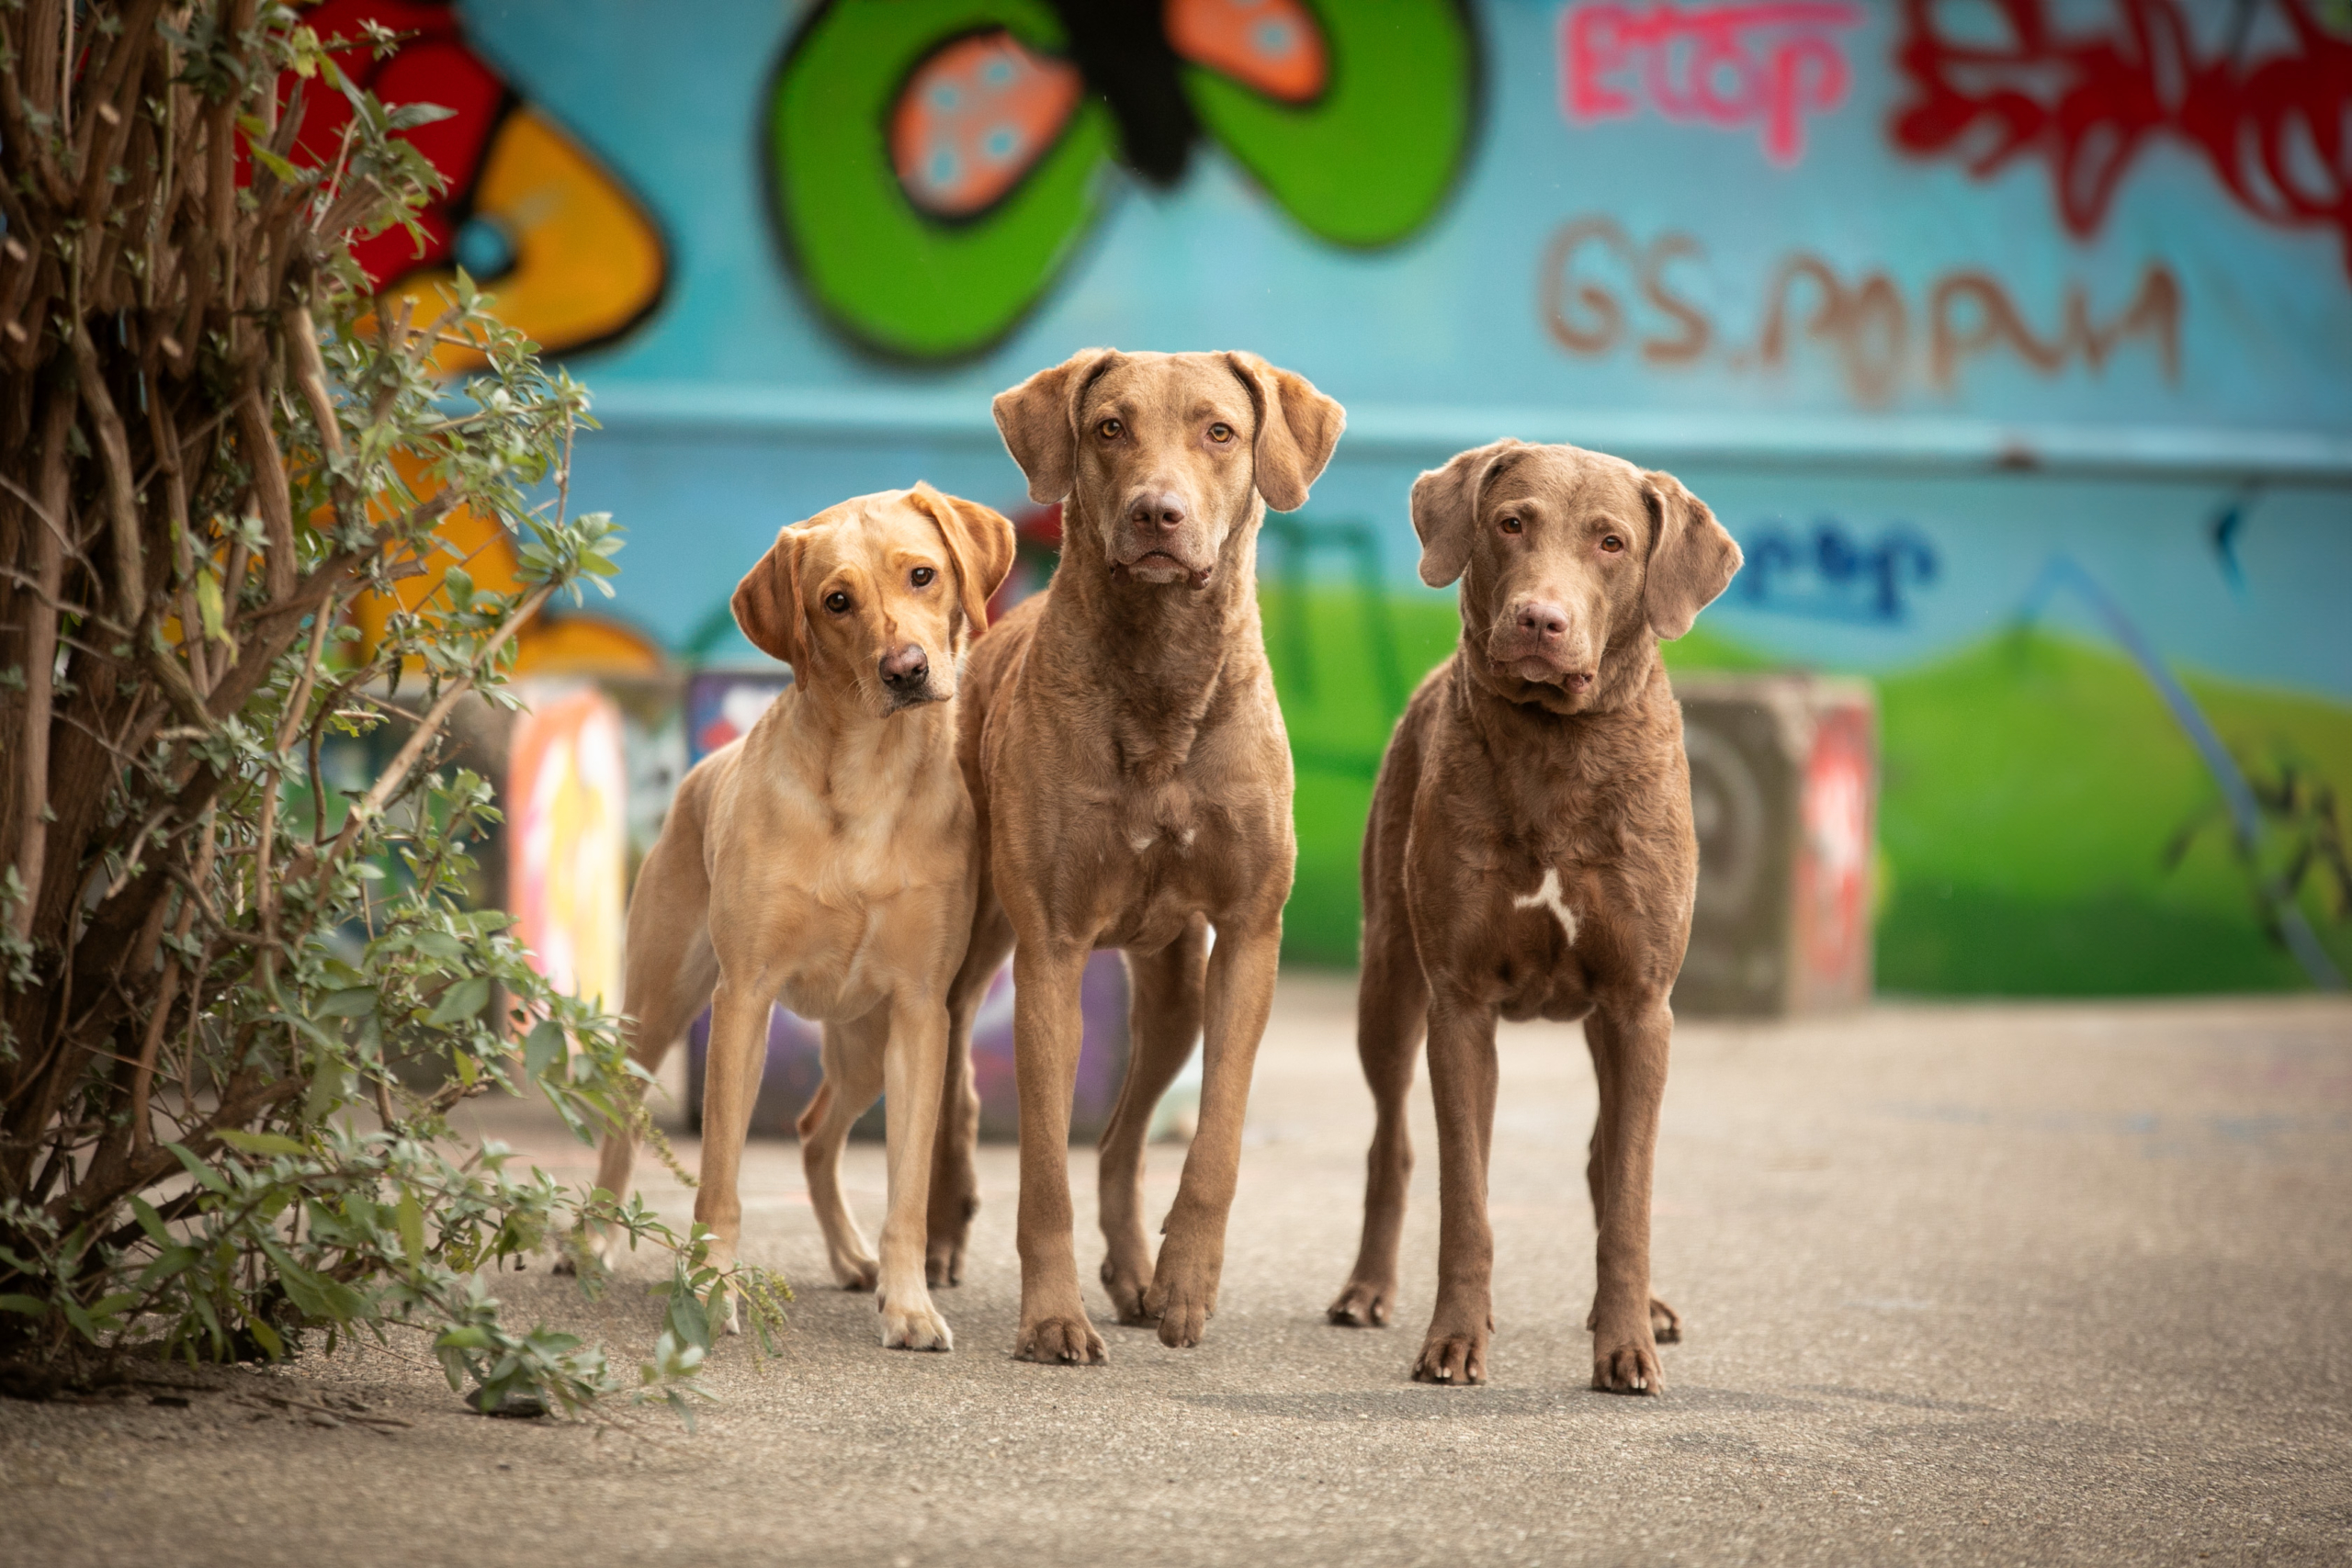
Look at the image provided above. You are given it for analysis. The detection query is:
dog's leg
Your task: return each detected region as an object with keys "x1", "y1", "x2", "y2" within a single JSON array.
[
  {"x1": 694, "y1": 976, "x2": 773, "y2": 1335},
  {"x1": 799, "y1": 1013, "x2": 885, "y2": 1293},
  {"x1": 928, "y1": 897, "x2": 1012, "y2": 1286},
  {"x1": 875, "y1": 990, "x2": 955, "y2": 1350},
  {"x1": 1011, "y1": 939, "x2": 1106, "y2": 1365},
  {"x1": 1583, "y1": 995, "x2": 1673, "y2": 1393},
  {"x1": 1586, "y1": 1112, "x2": 1681, "y2": 1347},
  {"x1": 1329, "y1": 916, "x2": 1429, "y2": 1328},
  {"x1": 586, "y1": 835, "x2": 715, "y2": 1270},
  {"x1": 1413, "y1": 987, "x2": 1499, "y2": 1384},
  {"x1": 1098, "y1": 915, "x2": 1209, "y2": 1325},
  {"x1": 1145, "y1": 913, "x2": 1279, "y2": 1349}
]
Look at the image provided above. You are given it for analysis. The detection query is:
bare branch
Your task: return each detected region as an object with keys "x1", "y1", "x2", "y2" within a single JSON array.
[{"x1": 8, "y1": 386, "x2": 75, "y2": 942}]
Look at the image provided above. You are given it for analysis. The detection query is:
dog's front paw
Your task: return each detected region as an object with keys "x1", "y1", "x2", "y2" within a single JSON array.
[
  {"x1": 1412, "y1": 1316, "x2": 1489, "y2": 1385},
  {"x1": 1327, "y1": 1277, "x2": 1396, "y2": 1328},
  {"x1": 925, "y1": 1193, "x2": 977, "y2": 1287},
  {"x1": 1587, "y1": 1296, "x2": 1684, "y2": 1345},
  {"x1": 1014, "y1": 1313, "x2": 1106, "y2": 1365},
  {"x1": 1591, "y1": 1337, "x2": 1664, "y2": 1395},
  {"x1": 879, "y1": 1294, "x2": 953, "y2": 1352},
  {"x1": 831, "y1": 1250, "x2": 880, "y2": 1292},
  {"x1": 1143, "y1": 1246, "x2": 1219, "y2": 1348},
  {"x1": 1101, "y1": 1255, "x2": 1155, "y2": 1326}
]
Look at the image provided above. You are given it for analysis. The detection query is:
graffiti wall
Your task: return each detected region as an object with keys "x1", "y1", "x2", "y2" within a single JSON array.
[{"x1": 345, "y1": 0, "x2": 2351, "y2": 992}]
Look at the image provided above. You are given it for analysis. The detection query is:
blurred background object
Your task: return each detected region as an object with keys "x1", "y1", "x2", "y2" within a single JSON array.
[
  {"x1": 673, "y1": 671, "x2": 1146, "y2": 1142},
  {"x1": 1675, "y1": 676, "x2": 1878, "y2": 1016},
  {"x1": 314, "y1": 0, "x2": 2351, "y2": 1067}
]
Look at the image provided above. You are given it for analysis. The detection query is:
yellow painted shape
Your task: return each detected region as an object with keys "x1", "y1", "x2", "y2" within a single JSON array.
[
  {"x1": 379, "y1": 106, "x2": 666, "y2": 375},
  {"x1": 346, "y1": 447, "x2": 526, "y2": 664},
  {"x1": 513, "y1": 613, "x2": 667, "y2": 678}
]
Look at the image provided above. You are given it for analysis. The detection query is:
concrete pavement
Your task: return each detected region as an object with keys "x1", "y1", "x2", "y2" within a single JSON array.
[{"x1": 4, "y1": 977, "x2": 2347, "y2": 1565}]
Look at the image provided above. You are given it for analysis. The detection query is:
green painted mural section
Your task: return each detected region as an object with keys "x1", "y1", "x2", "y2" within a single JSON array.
[
  {"x1": 1265, "y1": 587, "x2": 2352, "y2": 993},
  {"x1": 769, "y1": 0, "x2": 1117, "y2": 358}
]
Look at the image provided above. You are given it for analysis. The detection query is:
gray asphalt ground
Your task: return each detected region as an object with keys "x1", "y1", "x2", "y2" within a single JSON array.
[{"x1": 4, "y1": 977, "x2": 2348, "y2": 1567}]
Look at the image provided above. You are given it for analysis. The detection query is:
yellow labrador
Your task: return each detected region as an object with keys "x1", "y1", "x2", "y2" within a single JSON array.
[{"x1": 591, "y1": 484, "x2": 1013, "y2": 1349}]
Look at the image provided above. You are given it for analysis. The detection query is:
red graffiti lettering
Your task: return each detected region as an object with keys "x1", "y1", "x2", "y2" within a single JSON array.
[
  {"x1": 1560, "y1": 2, "x2": 1863, "y2": 165},
  {"x1": 1892, "y1": 0, "x2": 2352, "y2": 283}
]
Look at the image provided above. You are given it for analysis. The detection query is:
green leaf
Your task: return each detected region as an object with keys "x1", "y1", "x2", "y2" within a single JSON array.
[
  {"x1": 0, "y1": 1294, "x2": 50, "y2": 1317},
  {"x1": 522, "y1": 1019, "x2": 565, "y2": 1082},
  {"x1": 302, "y1": 1057, "x2": 351, "y2": 1123},
  {"x1": 242, "y1": 1314, "x2": 286, "y2": 1361},
  {"x1": 396, "y1": 1191, "x2": 424, "y2": 1269},
  {"x1": 248, "y1": 143, "x2": 302, "y2": 186},
  {"x1": 318, "y1": 987, "x2": 379, "y2": 1019},
  {"x1": 385, "y1": 101, "x2": 458, "y2": 130},
  {"x1": 427, "y1": 976, "x2": 491, "y2": 1026},
  {"x1": 129, "y1": 1196, "x2": 173, "y2": 1247},
  {"x1": 164, "y1": 1142, "x2": 230, "y2": 1194},
  {"x1": 256, "y1": 1239, "x2": 335, "y2": 1321},
  {"x1": 194, "y1": 570, "x2": 229, "y2": 645},
  {"x1": 413, "y1": 931, "x2": 465, "y2": 962},
  {"x1": 136, "y1": 1247, "x2": 198, "y2": 1289},
  {"x1": 665, "y1": 1282, "x2": 711, "y2": 1352},
  {"x1": 215, "y1": 1128, "x2": 307, "y2": 1157}
]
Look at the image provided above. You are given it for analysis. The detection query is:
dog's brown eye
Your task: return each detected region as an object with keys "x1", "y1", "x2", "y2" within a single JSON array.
[
  {"x1": 1499, "y1": 516, "x2": 1522, "y2": 535},
  {"x1": 824, "y1": 591, "x2": 851, "y2": 614},
  {"x1": 1208, "y1": 423, "x2": 1233, "y2": 444},
  {"x1": 1600, "y1": 534, "x2": 1625, "y2": 554},
  {"x1": 1097, "y1": 418, "x2": 1123, "y2": 440},
  {"x1": 910, "y1": 567, "x2": 935, "y2": 588}
]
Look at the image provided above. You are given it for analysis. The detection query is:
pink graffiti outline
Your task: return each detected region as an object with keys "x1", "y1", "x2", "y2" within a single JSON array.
[{"x1": 1560, "y1": 1, "x2": 1864, "y2": 166}]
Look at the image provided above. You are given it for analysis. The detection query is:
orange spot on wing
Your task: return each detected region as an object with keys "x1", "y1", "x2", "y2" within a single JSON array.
[
  {"x1": 1166, "y1": 0, "x2": 1328, "y2": 105},
  {"x1": 890, "y1": 31, "x2": 1083, "y2": 219}
]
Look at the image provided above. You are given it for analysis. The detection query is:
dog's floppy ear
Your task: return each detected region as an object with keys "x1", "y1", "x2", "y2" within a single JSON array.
[
  {"x1": 1410, "y1": 439, "x2": 1522, "y2": 589},
  {"x1": 993, "y1": 348, "x2": 1119, "y2": 504},
  {"x1": 1223, "y1": 351, "x2": 1345, "y2": 513},
  {"x1": 731, "y1": 524, "x2": 809, "y2": 669},
  {"x1": 907, "y1": 482, "x2": 1017, "y2": 640},
  {"x1": 1641, "y1": 468, "x2": 1743, "y2": 639}
]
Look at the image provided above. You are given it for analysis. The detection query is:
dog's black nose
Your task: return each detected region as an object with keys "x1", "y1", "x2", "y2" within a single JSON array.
[
  {"x1": 879, "y1": 643, "x2": 929, "y2": 689},
  {"x1": 1127, "y1": 491, "x2": 1187, "y2": 532},
  {"x1": 1516, "y1": 602, "x2": 1570, "y2": 641}
]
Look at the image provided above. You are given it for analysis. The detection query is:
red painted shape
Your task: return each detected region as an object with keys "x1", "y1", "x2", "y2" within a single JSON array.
[
  {"x1": 1166, "y1": 0, "x2": 1329, "y2": 104},
  {"x1": 1891, "y1": 0, "x2": 2352, "y2": 280},
  {"x1": 1797, "y1": 707, "x2": 1872, "y2": 996},
  {"x1": 890, "y1": 31, "x2": 1082, "y2": 219},
  {"x1": 1559, "y1": 2, "x2": 1863, "y2": 166},
  {"x1": 270, "y1": 0, "x2": 509, "y2": 290}
]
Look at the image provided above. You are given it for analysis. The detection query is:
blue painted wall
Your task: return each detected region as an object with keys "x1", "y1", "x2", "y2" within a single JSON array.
[{"x1": 438, "y1": 0, "x2": 2352, "y2": 987}]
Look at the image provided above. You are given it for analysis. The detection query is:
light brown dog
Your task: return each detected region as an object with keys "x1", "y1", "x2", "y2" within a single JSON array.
[
  {"x1": 591, "y1": 485, "x2": 1014, "y2": 1349},
  {"x1": 922, "y1": 349, "x2": 1343, "y2": 1363},
  {"x1": 1327, "y1": 439, "x2": 1741, "y2": 1392}
]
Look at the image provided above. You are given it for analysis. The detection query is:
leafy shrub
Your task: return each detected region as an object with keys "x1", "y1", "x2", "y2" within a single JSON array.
[{"x1": 0, "y1": 1, "x2": 779, "y2": 1416}]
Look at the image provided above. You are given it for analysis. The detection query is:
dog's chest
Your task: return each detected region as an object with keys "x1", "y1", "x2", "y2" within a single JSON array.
[
  {"x1": 718, "y1": 765, "x2": 962, "y2": 1020},
  {"x1": 1482, "y1": 857, "x2": 1600, "y2": 1021}
]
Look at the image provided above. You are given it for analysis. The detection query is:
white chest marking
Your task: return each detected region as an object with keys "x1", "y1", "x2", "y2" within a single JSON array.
[{"x1": 1513, "y1": 867, "x2": 1579, "y2": 945}]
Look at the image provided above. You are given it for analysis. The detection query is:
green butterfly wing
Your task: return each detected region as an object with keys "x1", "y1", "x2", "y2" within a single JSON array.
[
  {"x1": 1181, "y1": 0, "x2": 1476, "y2": 248},
  {"x1": 768, "y1": 0, "x2": 1116, "y2": 359}
]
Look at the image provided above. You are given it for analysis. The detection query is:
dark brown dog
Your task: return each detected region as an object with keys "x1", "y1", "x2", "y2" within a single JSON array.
[
  {"x1": 923, "y1": 349, "x2": 1344, "y2": 1363},
  {"x1": 1327, "y1": 438, "x2": 1741, "y2": 1392}
]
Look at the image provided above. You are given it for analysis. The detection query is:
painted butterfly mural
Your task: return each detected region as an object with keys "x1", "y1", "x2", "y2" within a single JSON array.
[
  {"x1": 290, "y1": 0, "x2": 671, "y2": 374},
  {"x1": 768, "y1": 0, "x2": 1480, "y2": 359}
]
